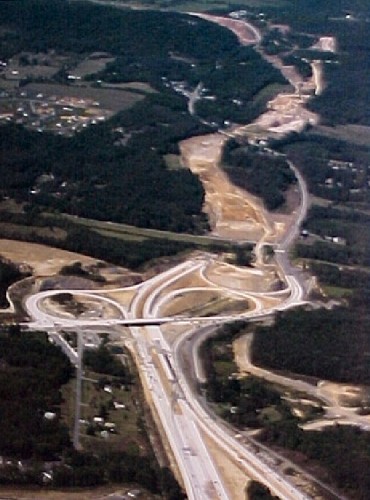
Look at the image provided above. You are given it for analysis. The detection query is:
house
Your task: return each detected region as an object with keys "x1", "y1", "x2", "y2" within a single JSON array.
[{"x1": 44, "y1": 412, "x2": 56, "y2": 420}]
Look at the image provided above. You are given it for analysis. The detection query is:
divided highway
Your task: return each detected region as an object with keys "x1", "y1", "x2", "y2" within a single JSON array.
[
  {"x1": 21, "y1": 16, "x2": 316, "y2": 498},
  {"x1": 24, "y1": 246, "x2": 310, "y2": 499}
]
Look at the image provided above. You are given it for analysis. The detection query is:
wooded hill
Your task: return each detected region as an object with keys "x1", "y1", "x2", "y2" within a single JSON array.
[
  {"x1": 0, "y1": 0, "x2": 287, "y2": 234},
  {"x1": 261, "y1": 0, "x2": 370, "y2": 125}
]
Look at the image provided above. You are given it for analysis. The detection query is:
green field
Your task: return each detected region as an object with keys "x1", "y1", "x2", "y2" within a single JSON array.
[
  {"x1": 86, "y1": 0, "x2": 288, "y2": 13},
  {"x1": 62, "y1": 214, "x2": 234, "y2": 248},
  {"x1": 321, "y1": 285, "x2": 353, "y2": 299}
]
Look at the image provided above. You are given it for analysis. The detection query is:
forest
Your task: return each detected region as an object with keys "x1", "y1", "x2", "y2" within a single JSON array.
[
  {"x1": 0, "y1": 213, "x2": 195, "y2": 269},
  {"x1": 279, "y1": 133, "x2": 370, "y2": 205},
  {"x1": 261, "y1": 0, "x2": 370, "y2": 125},
  {"x1": 83, "y1": 344, "x2": 132, "y2": 382},
  {"x1": 0, "y1": 327, "x2": 72, "y2": 461},
  {"x1": 252, "y1": 305, "x2": 370, "y2": 384},
  {"x1": 260, "y1": 424, "x2": 370, "y2": 499},
  {"x1": 300, "y1": 206, "x2": 370, "y2": 267},
  {"x1": 0, "y1": 207, "x2": 246, "y2": 270},
  {"x1": 0, "y1": 0, "x2": 293, "y2": 237},
  {"x1": 0, "y1": 102, "x2": 208, "y2": 233},
  {"x1": 0, "y1": 257, "x2": 29, "y2": 308},
  {"x1": 309, "y1": 261, "x2": 370, "y2": 291},
  {"x1": 200, "y1": 322, "x2": 296, "y2": 428},
  {"x1": 222, "y1": 139, "x2": 296, "y2": 210},
  {"x1": 0, "y1": 0, "x2": 237, "y2": 60},
  {"x1": 0, "y1": 0, "x2": 286, "y2": 126},
  {"x1": 200, "y1": 318, "x2": 370, "y2": 498}
]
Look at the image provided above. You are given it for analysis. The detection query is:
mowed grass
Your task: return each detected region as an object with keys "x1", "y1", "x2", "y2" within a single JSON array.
[
  {"x1": 214, "y1": 360, "x2": 237, "y2": 377},
  {"x1": 116, "y1": 0, "x2": 288, "y2": 12},
  {"x1": 94, "y1": 228, "x2": 146, "y2": 242},
  {"x1": 314, "y1": 124, "x2": 370, "y2": 147},
  {"x1": 0, "y1": 221, "x2": 67, "y2": 240},
  {"x1": 322, "y1": 285, "x2": 353, "y2": 298},
  {"x1": 62, "y1": 213, "x2": 232, "y2": 247},
  {"x1": 251, "y1": 83, "x2": 290, "y2": 107},
  {"x1": 25, "y1": 82, "x2": 145, "y2": 113},
  {"x1": 163, "y1": 153, "x2": 184, "y2": 170}
]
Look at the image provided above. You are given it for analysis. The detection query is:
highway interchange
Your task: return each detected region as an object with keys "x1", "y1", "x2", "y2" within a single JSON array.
[
  {"x1": 19, "y1": 14, "x2": 349, "y2": 500},
  {"x1": 23, "y1": 147, "x2": 314, "y2": 500}
]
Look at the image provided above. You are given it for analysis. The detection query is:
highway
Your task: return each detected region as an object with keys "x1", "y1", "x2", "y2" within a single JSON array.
[
  {"x1": 20, "y1": 16, "x2": 322, "y2": 498},
  {"x1": 22, "y1": 167, "x2": 310, "y2": 497},
  {"x1": 23, "y1": 244, "x2": 311, "y2": 500}
]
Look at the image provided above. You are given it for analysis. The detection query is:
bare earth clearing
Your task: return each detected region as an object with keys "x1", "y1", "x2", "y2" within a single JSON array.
[
  {"x1": 0, "y1": 239, "x2": 99, "y2": 276},
  {"x1": 0, "y1": 486, "x2": 156, "y2": 500},
  {"x1": 180, "y1": 134, "x2": 274, "y2": 242},
  {"x1": 190, "y1": 13, "x2": 260, "y2": 45}
]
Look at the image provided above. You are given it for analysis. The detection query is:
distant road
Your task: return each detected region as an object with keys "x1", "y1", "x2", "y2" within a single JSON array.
[{"x1": 189, "y1": 13, "x2": 262, "y2": 45}]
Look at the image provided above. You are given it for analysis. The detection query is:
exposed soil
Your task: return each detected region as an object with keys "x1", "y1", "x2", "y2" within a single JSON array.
[
  {"x1": 318, "y1": 381, "x2": 370, "y2": 408},
  {"x1": 190, "y1": 13, "x2": 259, "y2": 45},
  {"x1": 202, "y1": 432, "x2": 250, "y2": 500},
  {"x1": 0, "y1": 485, "x2": 157, "y2": 500},
  {"x1": 0, "y1": 239, "x2": 137, "y2": 286},
  {"x1": 179, "y1": 134, "x2": 272, "y2": 242},
  {"x1": 0, "y1": 239, "x2": 99, "y2": 276}
]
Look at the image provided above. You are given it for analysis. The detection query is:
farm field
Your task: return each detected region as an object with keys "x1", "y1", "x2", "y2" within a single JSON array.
[{"x1": 25, "y1": 82, "x2": 145, "y2": 112}]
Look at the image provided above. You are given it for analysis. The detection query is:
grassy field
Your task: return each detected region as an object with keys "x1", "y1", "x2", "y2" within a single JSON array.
[
  {"x1": 25, "y1": 82, "x2": 145, "y2": 112},
  {"x1": 314, "y1": 125, "x2": 370, "y2": 147},
  {"x1": 94, "y1": 0, "x2": 288, "y2": 13},
  {"x1": 70, "y1": 56, "x2": 115, "y2": 79},
  {"x1": 321, "y1": 285, "x2": 353, "y2": 298},
  {"x1": 0, "y1": 221, "x2": 67, "y2": 240},
  {"x1": 251, "y1": 82, "x2": 290, "y2": 107},
  {"x1": 163, "y1": 154, "x2": 184, "y2": 170},
  {"x1": 62, "y1": 213, "x2": 233, "y2": 248}
]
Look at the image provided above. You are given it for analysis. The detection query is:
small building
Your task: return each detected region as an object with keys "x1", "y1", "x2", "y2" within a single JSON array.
[
  {"x1": 113, "y1": 401, "x2": 125, "y2": 410},
  {"x1": 44, "y1": 412, "x2": 57, "y2": 420}
]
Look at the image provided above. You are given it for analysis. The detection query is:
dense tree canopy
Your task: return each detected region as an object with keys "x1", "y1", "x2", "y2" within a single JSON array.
[
  {"x1": 222, "y1": 140, "x2": 296, "y2": 210},
  {"x1": 252, "y1": 306, "x2": 370, "y2": 384},
  {"x1": 0, "y1": 328, "x2": 72, "y2": 460}
]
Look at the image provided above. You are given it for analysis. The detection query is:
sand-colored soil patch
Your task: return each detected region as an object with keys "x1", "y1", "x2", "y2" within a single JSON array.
[
  {"x1": 180, "y1": 134, "x2": 272, "y2": 242},
  {"x1": 161, "y1": 289, "x2": 249, "y2": 317},
  {"x1": 318, "y1": 381, "x2": 370, "y2": 408},
  {"x1": 103, "y1": 289, "x2": 137, "y2": 308},
  {"x1": 0, "y1": 486, "x2": 156, "y2": 500},
  {"x1": 0, "y1": 239, "x2": 99, "y2": 276},
  {"x1": 202, "y1": 431, "x2": 250, "y2": 500},
  {"x1": 192, "y1": 13, "x2": 259, "y2": 46},
  {"x1": 204, "y1": 261, "x2": 280, "y2": 294},
  {"x1": 159, "y1": 271, "x2": 211, "y2": 295}
]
